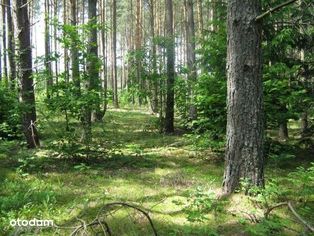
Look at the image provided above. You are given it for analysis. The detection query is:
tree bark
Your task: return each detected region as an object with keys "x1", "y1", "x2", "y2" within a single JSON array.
[
  {"x1": 2, "y1": 0, "x2": 8, "y2": 84},
  {"x1": 185, "y1": 0, "x2": 197, "y2": 120},
  {"x1": 279, "y1": 121, "x2": 289, "y2": 140},
  {"x1": 150, "y1": 0, "x2": 158, "y2": 113},
  {"x1": 45, "y1": 0, "x2": 53, "y2": 98},
  {"x1": 63, "y1": 0, "x2": 69, "y2": 82},
  {"x1": 112, "y1": 0, "x2": 118, "y2": 108},
  {"x1": 6, "y1": 0, "x2": 16, "y2": 89},
  {"x1": 70, "y1": 0, "x2": 80, "y2": 93},
  {"x1": 101, "y1": 0, "x2": 108, "y2": 115},
  {"x1": 222, "y1": 0, "x2": 264, "y2": 194},
  {"x1": 164, "y1": 0, "x2": 175, "y2": 133},
  {"x1": 15, "y1": 0, "x2": 40, "y2": 148}
]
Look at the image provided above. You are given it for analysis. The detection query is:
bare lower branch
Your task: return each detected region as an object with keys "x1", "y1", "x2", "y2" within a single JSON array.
[
  {"x1": 255, "y1": 0, "x2": 298, "y2": 21},
  {"x1": 264, "y1": 201, "x2": 314, "y2": 233},
  {"x1": 287, "y1": 202, "x2": 314, "y2": 233}
]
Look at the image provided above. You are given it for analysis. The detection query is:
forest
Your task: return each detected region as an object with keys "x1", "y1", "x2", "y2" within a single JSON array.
[{"x1": 0, "y1": 0, "x2": 313, "y2": 235}]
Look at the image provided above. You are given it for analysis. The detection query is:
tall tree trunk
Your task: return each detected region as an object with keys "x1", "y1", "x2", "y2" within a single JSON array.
[
  {"x1": 70, "y1": 0, "x2": 80, "y2": 92},
  {"x1": 112, "y1": 0, "x2": 118, "y2": 108},
  {"x1": 136, "y1": 0, "x2": 142, "y2": 106},
  {"x1": 2, "y1": 0, "x2": 8, "y2": 84},
  {"x1": 185, "y1": 0, "x2": 197, "y2": 120},
  {"x1": 15, "y1": 0, "x2": 40, "y2": 148},
  {"x1": 63, "y1": 0, "x2": 69, "y2": 82},
  {"x1": 6, "y1": 0, "x2": 16, "y2": 89},
  {"x1": 164, "y1": 0, "x2": 175, "y2": 133},
  {"x1": 101, "y1": 0, "x2": 108, "y2": 114},
  {"x1": 54, "y1": 0, "x2": 59, "y2": 85},
  {"x1": 222, "y1": 0, "x2": 264, "y2": 194},
  {"x1": 45, "y1": 0, "x2": 53, "y2": 97},
  {"x1": 196, "y1": 0, "x2": 203, "y2": 35},
  {"x1": 150, "y1": 0, "x2": 158, "y2": 113}
]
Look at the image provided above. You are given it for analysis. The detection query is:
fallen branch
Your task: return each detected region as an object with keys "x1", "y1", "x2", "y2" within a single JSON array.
[
  {"x1": 264, "y1": 201, "x2": 314, "y2": 233},
  {"x1": 255, "y1": 0, "x2": 297, "y2": 21},
  {"x1": 97, "y1": 202, "x2": 158, "y2": 236},
  {"x1": 288, "y1": 202, "x2": 314, "y2": 233},
  {"x1": 55, "y1": 202, "x2": 158, "y2": 236}
]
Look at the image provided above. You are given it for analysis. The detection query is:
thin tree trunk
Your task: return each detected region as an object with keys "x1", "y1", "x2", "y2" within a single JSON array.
[
  {"x1": 63, "y1": 0, "x2": 69, "y2": 82},
  {"x1": 279, "y1": 121, "x2": 289, "y2": 140},
  {"x1": 150, "y1": 0, "x2": 158, "y2": 113},
  {"x1": 112, "y1": 0, "x2": 118, "y2": 108},
  {"x1": 136, "y1": 0, "x2": 142, "y2": 106},
  {"x1": 70, "y1": 0, "x2": 80, "y2": 92},
  {"x1": 54, "y1": 0, "x2": 59, "y2": 85},
  {"x1": 196, "y1": 0, "x2": 203, "y2": 35},
  {"x1": 45, "y1": 0, "x2": 53, "y2": 97},
  {"x1": 15, "y1": 0, "x2": 40, "y2": 148},
  {"x1": 2, "y1": 0, "x2": 8, "y2": 84},
  {"x1": 222, "y1": 0, "x2": 264, "y2": 194},
  {"x1": 101, "y1": 0, "x2": 108, "y2": 115},
  {"x1": 300, "y1": 112, "x2": 308, "y2": 136},
  {"x1": 6, "y1": 0, "x2": 16, "y2": 89},
  {"x1": 164, "y1": 0, "x2": 175, "y2": 133}
]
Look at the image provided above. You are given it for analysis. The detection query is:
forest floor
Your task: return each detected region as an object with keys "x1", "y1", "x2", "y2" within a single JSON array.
[{"x1": 0, "y1": 109, "x2": 313, "y2": 235}]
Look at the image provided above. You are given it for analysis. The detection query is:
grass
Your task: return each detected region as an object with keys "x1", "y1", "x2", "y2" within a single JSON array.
[{"x1": 0, "y1": 109, "x2": 313, "y2": 235}]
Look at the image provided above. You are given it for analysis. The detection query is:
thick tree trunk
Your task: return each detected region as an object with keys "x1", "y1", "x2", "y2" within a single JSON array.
[
  {"x1": 6, "y1": 0, "x2": 16, "y2": 89},
  {"x1": 185, "y1": 0, "x2": 197, "y2": 120},
  {"x1": 164, "y1": 0, "x2": 175, "y2": 133},
  {"x1": 15, "y1": 0, "x2": 40, "y2": 148},
  {"x1": 222, "y1": 0, "x2": 264, "y2": 194}
]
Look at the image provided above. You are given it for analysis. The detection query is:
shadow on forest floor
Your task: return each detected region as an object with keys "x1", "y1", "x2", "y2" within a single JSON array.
[{"x1": 0, "y1": 109, "x2": 313, "y2": 235}]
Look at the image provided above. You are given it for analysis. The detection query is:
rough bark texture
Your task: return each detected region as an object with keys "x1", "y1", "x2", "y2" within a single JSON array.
[
  {"x1": 15, "y1": 0, "x2": 40, "y2": 148},
  {"x1": 164, "y1": 0, "x2": 175, "y2": 134},
  {"x1": 185, "y1": 0, "x2": 197, "y2": 120},
  {"x1": 88, "y1": 0, "x2": 102, "y2": 122},
  {"x1": 222, "y1": 0, "x2": 264, "y2": 194},
  {"x1": 6, "y1": 0, "x2": 16, "y2": 89}
]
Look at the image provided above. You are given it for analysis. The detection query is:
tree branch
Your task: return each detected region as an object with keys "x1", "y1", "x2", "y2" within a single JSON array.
[
  {"x1": 255, "y1": 0, "x2": 298, "y2": 21},
  {"x1": 287, "y1": 202, "x2": 314, "y2": 233},
  {"x1": 264, "y1": 201, "x2": 314, "y2": 233}
]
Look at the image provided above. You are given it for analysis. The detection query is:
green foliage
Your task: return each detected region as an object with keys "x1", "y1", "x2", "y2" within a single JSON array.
[
  {"x1": 245, "y1": 216, "x2": 286, "y2": 236},
  {"x1": 287, "y1": 163, "x2": 314, "y2": 203},
  {"x1": 0, "y1": 86, "x2": 20, "y2": 140},
  {"x1": 184, "y1": 186, "x2": 226, "y2": 223}
]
